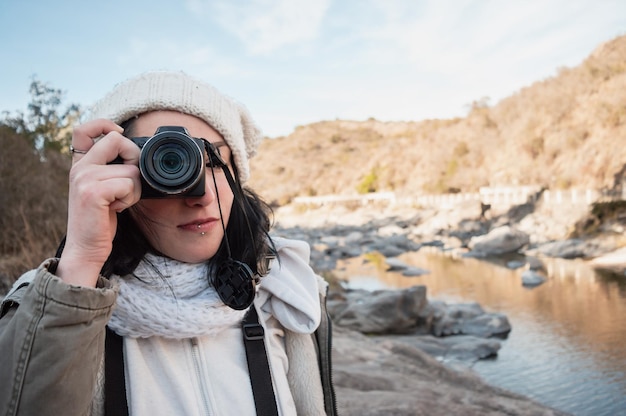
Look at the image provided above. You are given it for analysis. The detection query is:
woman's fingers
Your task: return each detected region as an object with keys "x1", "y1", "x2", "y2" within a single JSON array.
[
  {"x1": 73, "y1": 128, "x2": 141, "y2": 168},
  {"x1": 82, "y1": 132, "x2": 140, "y2": 166},
  {"x1": 71, "y1": 119, "x2": 124, "y2": 162},
  {"x1": 71, "y1": 163, "x2": 141, "y2": 207},
  {"x1": 102, "y1": 176, "x2": 143, "y2": 213}
]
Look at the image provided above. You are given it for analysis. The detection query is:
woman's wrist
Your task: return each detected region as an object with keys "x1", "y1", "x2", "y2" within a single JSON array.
[{"x1": 56, "y1": 253, "x2": 102, "y2": 288}]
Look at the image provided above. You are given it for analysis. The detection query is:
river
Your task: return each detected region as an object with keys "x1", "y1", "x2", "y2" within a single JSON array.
[{"x1": 336, "y1": 248, "x2": 626, "y2": 416}]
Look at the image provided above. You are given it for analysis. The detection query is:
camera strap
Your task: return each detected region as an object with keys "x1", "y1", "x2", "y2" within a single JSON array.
[
  {"x1": 104, "y1": 307, "x2": 278, "y2": 416},
  {"x1": 205, "y1": 140, "x2": 261, "y2": 311}
]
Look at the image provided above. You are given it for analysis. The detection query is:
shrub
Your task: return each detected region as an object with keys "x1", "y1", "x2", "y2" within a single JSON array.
[
  {"x1": 356, "y1": 168, "x2": 378, "y2": 194},
  {"x1": 0, "y1": 126, "x2": 70, "y2": 286}
]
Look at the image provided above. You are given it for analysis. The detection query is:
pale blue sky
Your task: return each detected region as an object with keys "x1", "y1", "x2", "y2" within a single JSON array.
[{"x1": 0, "y1": 0, "x2": 624, "y2": 137}]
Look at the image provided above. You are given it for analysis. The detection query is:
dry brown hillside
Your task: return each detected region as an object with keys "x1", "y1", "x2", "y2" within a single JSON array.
[{"x1": 249, "y1": 35, "x2": 626, "y2": 206}]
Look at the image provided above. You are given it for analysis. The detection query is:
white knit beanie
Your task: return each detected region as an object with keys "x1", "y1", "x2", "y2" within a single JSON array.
[{"x1": 89, "y1": 71, "x2": 263, "y2": 183}]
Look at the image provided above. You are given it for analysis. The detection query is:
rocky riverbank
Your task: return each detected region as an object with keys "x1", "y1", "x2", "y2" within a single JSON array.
[{"x1": 270, "y1": 198, "x2": 626, "y2": 415}]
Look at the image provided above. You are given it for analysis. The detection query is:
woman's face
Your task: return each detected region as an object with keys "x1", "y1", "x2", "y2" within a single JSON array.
[{"x1": 129, "y1": 110, "x2": 234, "y2": 263}]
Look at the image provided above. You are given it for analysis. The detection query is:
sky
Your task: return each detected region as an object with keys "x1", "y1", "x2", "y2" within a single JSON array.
[{"x1": 0, "y1": 0, "x2": 624, "y2": 137}]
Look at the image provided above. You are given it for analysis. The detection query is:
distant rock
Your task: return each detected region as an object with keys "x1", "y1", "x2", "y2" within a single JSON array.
[
  {"x1": 535, "y1": 239, "x2": 590, "y2": 259},
  {"x1": 385, "y1": 257, "x2": 430, "y2": 276},
  {"x1": 389, "y1": 333, "x2": 501, "y2": 362},
  {"x1": 429, "y1": 301, "x2": 512, "y2": 338},
  {"x1": 507, "y1": 260, "x2": 527, "y2": 269},
  {"x1": 468, "y1": 226, "x2": 530, "y2": 255},
  {"x1": 588, "y1": 246, "x2": 626, "y2": 273},
  {"x1": 521, "y1": 269, "x2": 547, "y2": 287},
  {"x1": 401, "y1": 266, "x2": 430, "y2": 277},
  {"x1": 328, "y1": 286, "x2": 429, "y2": 334}
]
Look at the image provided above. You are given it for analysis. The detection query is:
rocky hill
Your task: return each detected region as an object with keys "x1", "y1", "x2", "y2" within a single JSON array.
[{"x1": 248, "y1": 35, "x2": 626, "y2": 206}]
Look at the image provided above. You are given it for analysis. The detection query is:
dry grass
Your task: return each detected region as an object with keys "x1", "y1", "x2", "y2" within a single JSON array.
[{"x1": 0, "y1": 126, "x2": 69, "y2": 288}]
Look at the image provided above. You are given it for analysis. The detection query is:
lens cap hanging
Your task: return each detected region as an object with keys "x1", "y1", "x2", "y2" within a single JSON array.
[{"x1": 212, "y1": 259, "x2": 256, "y2": 310}]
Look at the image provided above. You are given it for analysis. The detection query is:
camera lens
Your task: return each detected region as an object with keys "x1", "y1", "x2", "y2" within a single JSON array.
[
  {"x1": 154, "y1": 145, "x2": 187, "y2": 176},
  {"x1": 139, "y1": 131, "x2": 204, "y2": 195}
]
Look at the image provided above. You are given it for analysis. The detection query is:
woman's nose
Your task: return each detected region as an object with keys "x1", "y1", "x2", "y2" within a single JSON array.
[{"x1": 184, "y1": 178, "x2": 216, "y2": 207}]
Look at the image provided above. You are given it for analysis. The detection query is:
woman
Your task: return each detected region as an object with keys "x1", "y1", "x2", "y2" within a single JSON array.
[{"x1": 0, "y1": 71, "x2": 336, "y2": 416}]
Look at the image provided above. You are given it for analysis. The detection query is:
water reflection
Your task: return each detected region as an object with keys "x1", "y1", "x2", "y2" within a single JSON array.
[{"x1": 336, "y1": 248, "x2": 626, "y2": 416}]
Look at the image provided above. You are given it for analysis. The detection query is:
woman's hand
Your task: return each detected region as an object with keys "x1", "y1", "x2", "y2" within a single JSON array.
[{"x1": 56, "y1": 119, "x2": 141, "y2": 287}]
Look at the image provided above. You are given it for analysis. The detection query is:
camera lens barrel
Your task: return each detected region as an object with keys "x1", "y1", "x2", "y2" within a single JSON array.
[{"x1": 138, "y1": 129, "x2": 205, "y2": 196}]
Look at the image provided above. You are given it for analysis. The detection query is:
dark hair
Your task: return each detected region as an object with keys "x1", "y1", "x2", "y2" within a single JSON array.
[{"x1": 99, "y1": 117, "x2": 275, "y2": 278}]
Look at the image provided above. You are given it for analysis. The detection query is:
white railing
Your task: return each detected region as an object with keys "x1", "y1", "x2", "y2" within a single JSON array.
[
  {"x1": 293, "y1": 192, "x2": 396, "y2": 206},
  {"x1": 541, "y1": 189, "x2": 602, "y2": 205},
  {"x1": 291, "y1": 187, "x2": 623, "y2": 209}
]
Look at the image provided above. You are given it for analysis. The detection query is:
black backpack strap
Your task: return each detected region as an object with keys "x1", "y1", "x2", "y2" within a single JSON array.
[
  {"x1": 105, "y1": 326, "x2": 129, "y2": 416},
  {"x1": 242, "y1": 307, "x2": 279, "y2": 416}
]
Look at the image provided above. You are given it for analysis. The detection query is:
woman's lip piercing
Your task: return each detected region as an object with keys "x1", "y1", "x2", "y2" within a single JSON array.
[
  {"x1": 197, "y1": 224, "x2": 201, "y2": 229},
  {"x1": 201, "y1": 232, "x2": 206, "y2": 236}
]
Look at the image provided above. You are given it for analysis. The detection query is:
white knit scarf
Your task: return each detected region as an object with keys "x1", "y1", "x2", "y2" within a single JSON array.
[{"x1": 108, "y1": 254, "x2": 248, "y2": 339}]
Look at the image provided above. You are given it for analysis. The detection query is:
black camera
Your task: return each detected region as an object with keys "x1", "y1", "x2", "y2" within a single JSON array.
[{"x1": 124, "y1": 126, "x2": 207, "y2": 198}]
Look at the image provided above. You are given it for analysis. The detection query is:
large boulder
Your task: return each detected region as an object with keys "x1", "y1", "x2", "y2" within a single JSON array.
[
  {"x1": 468, "y1": 226, "x2": 530, "y2": 255},
  {"x1": 535, "y1": 239, "x2": 587, "y2": 259},
  {"x1": 429, "y1": 301, "x2": 512, "y2": 338},
  {"x1": 329, "y1": 286, "x2": 429, "y2": 334}
]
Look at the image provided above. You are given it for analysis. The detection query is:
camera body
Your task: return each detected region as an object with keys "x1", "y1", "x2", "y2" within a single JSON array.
[{"x1": 124, "y1": 126, "x2": 207, "y2": 198}]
